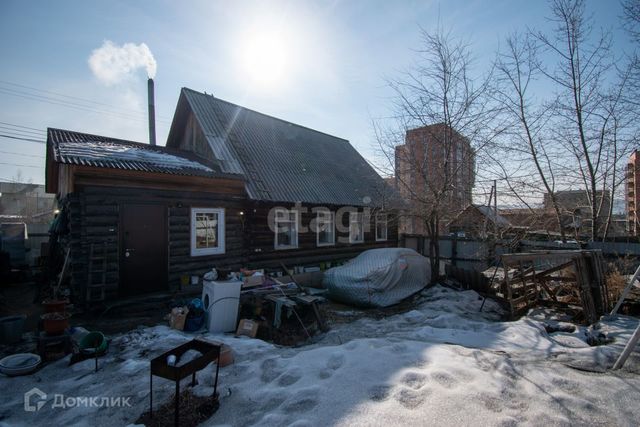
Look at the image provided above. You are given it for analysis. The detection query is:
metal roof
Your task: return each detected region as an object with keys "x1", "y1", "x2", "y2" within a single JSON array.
[
  {"x1": 47, "y1": 128, "x2": 240, "y2": 179},
  {"x1": 175, "y1": 88, "x2": 395, "y2": 207},
  {"x1": 475, "y1": 205, "x2": 512, "y2": 227}
]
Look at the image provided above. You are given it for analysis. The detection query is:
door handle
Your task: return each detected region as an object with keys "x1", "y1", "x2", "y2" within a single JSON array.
[{"x1": 125, "y1": 248, "x2": 135, "y2": 258}]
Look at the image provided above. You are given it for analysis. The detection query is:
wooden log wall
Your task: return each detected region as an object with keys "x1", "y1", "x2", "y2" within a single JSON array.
[
  {"x1": 67, "y1": 184, "x2": 246, "y2": 302},
  {"x1": 66, "y1": 181, "x2": 399, "y2": 303},
  {"x1": 66, "y1": 191, "x2": 120, "y2": 302},
  {"x1": 243, "y1": 201, "x2": 399, "y2": 270}
]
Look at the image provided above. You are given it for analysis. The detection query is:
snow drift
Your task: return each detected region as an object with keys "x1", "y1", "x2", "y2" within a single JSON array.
[{"x1": 323, "y1": 248, "x2": 430, "y2": 307}]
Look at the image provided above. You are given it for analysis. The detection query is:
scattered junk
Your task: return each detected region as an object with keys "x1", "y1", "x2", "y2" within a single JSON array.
[
  {"x1": 492, "y1": 250, "x2": 609, "y2": 324},
  {"x1": 147, "y1": 339, "x2": 222, "y2": 427},
  {"x1": 169, "y1": 306, "x2": 189, "y2": 331},
  {"x1": 168, "y1": 299, "x2": 206, "y2": 332},
  {"x1": 236, "y1": 263, "x2": 329, "y2": 345},
  {"x1": 323, "y1": 248, "x2": 430, "y2": 308},
  {"x1": 38, "y1": 290, "x2": 74, "y2": 360},
  {"x1": 0, "y1": 352, "x2": 41, "y2": 376},
  {"x1": 236, "y1": 319, "x2": 259, "y2": 338}
]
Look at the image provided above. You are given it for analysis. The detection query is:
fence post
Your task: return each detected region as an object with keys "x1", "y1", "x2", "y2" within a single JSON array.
[{"x1": 452, "y1": 233, "x2": 458, "y2": 266}]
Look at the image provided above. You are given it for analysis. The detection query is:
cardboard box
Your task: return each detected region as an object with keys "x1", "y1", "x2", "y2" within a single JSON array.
[
  {"x1": 169, "y1": 306, "x2": 189, "y2": 331},
  {"x1": 242, "y1": 274, "x2": 265, "y2": 288},
  {"x1": 235, "y1": 319, "x2": 259, "y2": 338}
]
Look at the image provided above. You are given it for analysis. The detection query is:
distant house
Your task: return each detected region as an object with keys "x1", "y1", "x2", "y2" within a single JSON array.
[
  {"x1": 45, "y1": 88, "x2": 398, "y2": 303},
  {"x1": 0, "y1": 181, "x2": 56, "y2": 224},
  {"x1": 543, "y1": 190, "x2": 612, "y2": 237},
  {"x1": 447, "y1": 204, "x2": 511, "y2": 238}
]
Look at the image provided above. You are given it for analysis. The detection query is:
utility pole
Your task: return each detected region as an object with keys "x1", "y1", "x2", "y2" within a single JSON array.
[{"x1": 493, "y1": 179, "x2": 498, "y2": 237}]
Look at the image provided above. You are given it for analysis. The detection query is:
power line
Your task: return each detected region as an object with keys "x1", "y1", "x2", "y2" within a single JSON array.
[
  {"x1": 0, "y1": 130, "x2": 46, "y2": 141},
  {"x1": 0, "y1": 125, "x2": 45, "y2": 137},
  {"x1": 0, "y1": 134, "x2": 45, "y2": 144},
  {"x1": 0, "y1": 79, "x2": 173, "y2": 120},
  {"x1": 0, "y1": 161, "x2": 42, "y2": 169},
  {"x1": 0, "y1": 87, "x2": 168, "y2": 126},
  {"x1": 0, "y1": 149, "x2": 45, "y2": 158},
  {"x1": 0, "y1": 121, "x2": 45, "y2": 133}
]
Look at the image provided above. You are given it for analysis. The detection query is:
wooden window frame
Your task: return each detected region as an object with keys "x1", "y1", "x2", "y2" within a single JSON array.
[
  {"x1": 274, "y1": 208, "x2": 299, "y2": 250},
  {"x1": 375, "y1": 213, "x2": 388, "y2": 242},
  {"x1": 316, "y1": 211, "x2": 336, "y2": 247},
  {"x1": 349, "y1": 211, "x2": 364, "y2": 244},
  {"x1": 190, "y1": 207, "x2": 225, "y2": 256}
]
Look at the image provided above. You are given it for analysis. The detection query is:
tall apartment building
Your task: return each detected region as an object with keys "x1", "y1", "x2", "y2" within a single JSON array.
[
  {"x1": 627, "y1": 150, "x2": 640, "y2": 235},
  {"x1": 394, "y1": 123, "x2": 475, "y2": 235}
]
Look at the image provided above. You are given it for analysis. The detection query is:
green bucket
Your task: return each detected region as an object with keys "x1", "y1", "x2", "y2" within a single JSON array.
[{"x1": 79, "y1": 331, "x2": 107, "y2": 354}]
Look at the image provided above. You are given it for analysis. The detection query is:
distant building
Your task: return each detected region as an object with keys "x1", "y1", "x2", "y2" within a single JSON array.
[
  {"x1": 447, "y1": 204, "x2": 512, "y2": 238},
  {"x1": 0, "y1": 181, "x2": 56, "y2": 224},
  {"x1": 543, "y1": 190, "x2": 611, "y2": 236},
  {"x1": 627, "y1": 150, "x2": 640, "y2": 236},
  {"x1": 395, "y1": 124, "x2": 475, "y2": 235}
]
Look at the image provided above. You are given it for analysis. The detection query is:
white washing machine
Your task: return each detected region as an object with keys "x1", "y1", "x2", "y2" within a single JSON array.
[{"x1": 201, "y1": 279, "x2": 242, "y2": 333}]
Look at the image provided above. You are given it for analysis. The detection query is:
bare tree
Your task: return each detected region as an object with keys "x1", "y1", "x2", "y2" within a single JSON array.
[
  {"x1": 375, "y1": 28, "x2": 495, "y2": 283},
  {"x1": 493, "y1": 33, "x2": 569, "y2": 241},
  {"x1": 622, "y1": 0, "x2": 640, "y2": 43},
  {"x1": 534, "y1": 0, "x2": 624, "y2": 241}
]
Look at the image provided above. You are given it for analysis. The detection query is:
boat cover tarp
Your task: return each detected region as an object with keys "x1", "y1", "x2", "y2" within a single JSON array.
[{"x1": 323, "y1": 248, "x2": 430, "y2": 307}]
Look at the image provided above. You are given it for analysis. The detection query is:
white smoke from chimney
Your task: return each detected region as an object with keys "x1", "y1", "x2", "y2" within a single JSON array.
[{"x1": 88, "y1": 40, "x2": 157, "y2": 85}]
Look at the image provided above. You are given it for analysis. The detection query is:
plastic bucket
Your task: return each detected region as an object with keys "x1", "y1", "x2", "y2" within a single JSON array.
[
  {"x1": 0, "y1": 315, "x2": 26, "y2": 344},
  {"x1": 79, "y1": 331, "x2": 107, "y2": 354}
]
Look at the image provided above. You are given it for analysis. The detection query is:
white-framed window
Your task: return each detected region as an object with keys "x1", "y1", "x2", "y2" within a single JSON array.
[
  {"x1": 376, "y1": 213, "x2": 388, "y2": 241},
  {"x1": 349, "y1": 212, "x2": 364, "y2": 244},
  {"x1": 190, "y1": 208, "x2": 225, "y2": 256},
  {"x1": 274, "y1": 208, "x2": 298, "y2": 249},
  {"x1": 316, "y1": 210, "x2": 335, "y2": 247}
]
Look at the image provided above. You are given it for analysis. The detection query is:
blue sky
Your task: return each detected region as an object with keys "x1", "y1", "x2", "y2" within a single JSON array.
[{"x1": 0, "y1": 0, "x2": 632, "y2": 185}]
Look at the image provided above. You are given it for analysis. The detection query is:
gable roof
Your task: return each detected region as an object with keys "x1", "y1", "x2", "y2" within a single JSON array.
[
  {"x1": 475, "y1": 205, "x2": 511, "y2": 227},
  {"x1": 449, "y1": 204, "x2": 512, "y2": 228},
  {"x1": 47, "y1": 128, "x2": 239, "y2": 179},
  {"x1": 167, "y1": 88, "x2": 395, "y2": 207}
]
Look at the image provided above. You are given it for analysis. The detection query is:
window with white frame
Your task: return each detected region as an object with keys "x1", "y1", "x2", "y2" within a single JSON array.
[
  {"x1": 316, "y1": 210, "x2": 335, "y2": 246},
  {"x1": 274, "y1": 209, "x2": 298, "y2": 249},
  {"x1": 349, "y1": 211, "x2": 364, "y2": 243},
  {"x1": 191, "y1": 208, "x2": 225, "y2": 256},
  {"x1": 376, "y1": 213, "x2": 388, "y2": 241}
]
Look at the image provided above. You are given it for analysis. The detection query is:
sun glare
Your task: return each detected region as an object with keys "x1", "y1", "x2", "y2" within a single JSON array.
[{"x1": 241, "y1": 31, "x2": 289, "y2": 88}]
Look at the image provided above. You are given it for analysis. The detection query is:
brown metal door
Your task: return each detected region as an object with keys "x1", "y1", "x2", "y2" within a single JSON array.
[{"x1": 120, "y1": 204, "x2": 168, "y2": 296}]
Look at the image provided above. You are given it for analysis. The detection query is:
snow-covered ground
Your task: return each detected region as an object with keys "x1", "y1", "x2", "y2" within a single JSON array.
[{"x1": 2, "y1": 285, "x2": 640, "y2": 426}]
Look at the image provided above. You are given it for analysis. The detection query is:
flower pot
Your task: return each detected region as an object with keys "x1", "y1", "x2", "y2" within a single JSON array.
[
  {"x1": 41, "y1": 312, "x2": 70, "y2": 336},
  {"x1": 42, "y1": 299, "x2": 68, "y2": 314}
]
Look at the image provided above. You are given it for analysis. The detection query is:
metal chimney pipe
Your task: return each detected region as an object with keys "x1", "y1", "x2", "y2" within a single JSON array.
[{"x1": 147, "y1": 78, "x2": 156, "y2": 146}]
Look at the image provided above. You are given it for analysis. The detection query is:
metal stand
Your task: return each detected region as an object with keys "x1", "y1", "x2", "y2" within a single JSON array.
[{"x1": 149, "y1": 339, "x2": 221, "y2": 427}]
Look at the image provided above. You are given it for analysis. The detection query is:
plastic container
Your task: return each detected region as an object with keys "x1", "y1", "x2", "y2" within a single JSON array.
[
  {"x1": 79, "y1": 331, "x2": 107, "y2": 354},
  {"x1": 0, "y1": 315, "x2": 26, "y2": 344},
  {"x1": 0, "y1": 353, "x2": 41, "y2": 376}
]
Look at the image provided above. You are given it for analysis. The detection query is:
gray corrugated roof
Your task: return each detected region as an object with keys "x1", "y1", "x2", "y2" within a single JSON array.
[
  {"x1": 179, "y1": 88, "x2": 394, "y2": 207},
  {"x1": 47, "y1": 128, "x2": 240, "y2": 180},
  {"x1": 475, "y1": 205, "x2": 512, "y2": 227}
]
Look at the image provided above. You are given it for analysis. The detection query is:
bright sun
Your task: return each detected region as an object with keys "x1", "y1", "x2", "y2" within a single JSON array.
[{"x1": 241, "y1": 32, "x2": 288, "y2": 88}]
